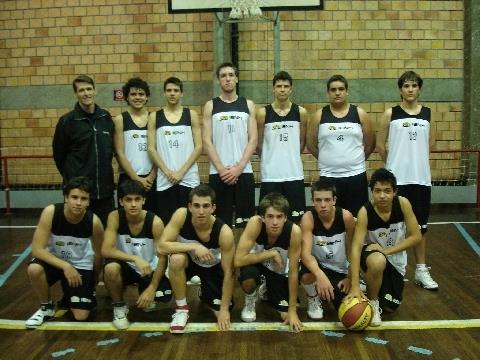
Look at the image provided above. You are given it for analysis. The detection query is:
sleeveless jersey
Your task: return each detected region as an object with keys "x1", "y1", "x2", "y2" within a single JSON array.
[
  {"x1": 177, "y1": 210, "x2": 225, "y2": 268},
  {"x1": 210, "y1": 96, "x2": 253, "y2": 174},
  {"x1": 47, "y1": 203, "x2": 95, "y2": 270},
  {"x1": 310, "y1": 207, "x2": 348, "y2": 274},
  {"x1": 251, "y1": 218, "x2": 293, "y2": 276},
  {"x1": 121, "y1": 111, "x2": 152, "y2": 176},
  {"x1": 318, "y1": 104, "x2": 366, "y2": 177},
  {"x1": 116, "y1": 208, "x2": 158, "y2": 275},
  {"x1": 386, "y1": 105, "x2": 431, "y2": 186},
  {"x1": 260, "y1": 104, "x2": 304, "y2": 182},
  {"x1": 154, "y1": 108, "x2": 200, "y2": 191},
  {"x1": 365, "y1": 196, "x2": 407, "y2": 275}
]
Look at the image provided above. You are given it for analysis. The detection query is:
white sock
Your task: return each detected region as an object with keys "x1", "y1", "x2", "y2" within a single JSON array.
[
  {"x1": 302, "y1": 283, "x2": 317, "y2": 297},
  {"x1": 176, "y1": 298, "x2": 187, "y2": 307},
  {"x1": 416, "y1": 264, "x2": 427, "y2": 271}
]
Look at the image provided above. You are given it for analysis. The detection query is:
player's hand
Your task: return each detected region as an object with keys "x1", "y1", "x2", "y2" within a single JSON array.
[
  {"x1": 346, "y1": 285, "x2": 368, "y2": 302},
  {"x1": 338, "y1": 277, "x2": 351, "y2": 294},
  {"x1": 194, "y1": 244, "x2": 215, "y2": 264},
  {"x1": 216, "y1": 309, "x2": 231, "y2": 331},
  {"x1": 366, "y1": 243, "x2": 384, "y2": 253},
  {"x1": 63, "y1": 264, "x2": 82, "y2": 288},
  {"x1": 270, "y1": 249, "x2": 284, "y2": 273},
  {"x1": 315, "y1": 271, "x2": 335, "y2": 302},
  {"x1": 138, "y1": 177, "x2": 152, "y2": 191},
  {"x1": 283, "y1": 309, "x2": 303, "y2": 333},
  {"x1": 134, "y1": 257, "x2": 152, "y2": 277},
  {"x1": 227, "y1": 164, "x2": 243, "y2": 179},
  {"x1": 137, "y1": 285, "x2": 155, "y2": 309},
  {"x1": 219, "y1": 166, "x2": 237, "y2": 185}
]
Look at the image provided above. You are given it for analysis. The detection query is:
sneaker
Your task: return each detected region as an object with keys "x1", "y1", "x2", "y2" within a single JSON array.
[
  {"x1": 258, "y1": 280, "x2": 268, "y2": 301},
  {"x1": 112, "y1": 303, "x2": 130, "y2": 330},
  {"x1": 187, "y1": 275, "x2": 201, "y2": 285},
  {"x1": 415, "y1": 267, "x2": 439, "y2": 290},
  {"x1": 25, "y1": 302, "x2": 55, "y2": 328},
  {"x1": 170, "y1": 305, "x2": 190, "y2": 334},
  {"x1": 370, "y1": 299, "x2": 382, "y2": 327},
  {"x1": 359, "y1": 279, "x2": 367, "y2": 293},
  {"x1": 241, "y1": 290, "x2": 258, "y2": 322},
  {"x1": 307, "y1": 296, "x2": 323, "y2": 319}
]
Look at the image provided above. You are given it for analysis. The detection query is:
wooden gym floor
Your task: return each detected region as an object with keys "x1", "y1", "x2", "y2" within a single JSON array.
[{"x1": 0, "y1": 205, "x2": 479, "y2": 359}]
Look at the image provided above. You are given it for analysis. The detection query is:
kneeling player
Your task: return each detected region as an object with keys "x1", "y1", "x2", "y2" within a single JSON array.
[
  {"x1": 26, "y1": 177, "x2": 103, "y2": 328},
  {"x1": 102, "y1": 179, "x2": 171, "y2": 330},
  {"x1": 234, "y1": 193, "x2": 303, "y2": 332}
]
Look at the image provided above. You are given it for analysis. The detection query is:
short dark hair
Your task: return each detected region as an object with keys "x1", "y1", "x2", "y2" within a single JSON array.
[
  {"x1": 272, "y1": 71, "x2": 292, "y2": 86},
  {"x1": 188, "y1": 184, "x2": 216, "y2": 204},
  {"x1": 117, "y1": 178, "x2": 145, "y2": 199},
  {"x1": 122, "y1": 77, "x2": 150, "y2": 104},
  {"x1": 63, "y1": 176, "x2": 92, "y2": 197},
  {"x1": 327, "y1": 74, "x2": 348, "y2": 90},
  {"x1": 258, "y1": 193, "x2": 290, "y2": 217},
  {"x1": 311, "y1": 178, "x2": 337, "y2": 198},
  {"x1": 72, "y1": 75, "x2": 95, "y2": 92},
  {"x1": 216, "y1": 62, "x2": 238, "y2": 79},
  {"x1": 398, "y1": 71, "x2": 423, "y2": 89},
  {"x1": 163, "y1": 76, "x2": 183, "y2": 92},
  {"x1": 369, "y1": 168, "x2": 397, "y2": 191}
]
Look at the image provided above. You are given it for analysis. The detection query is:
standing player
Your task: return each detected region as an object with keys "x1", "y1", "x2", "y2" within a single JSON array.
[
  {"x1": 234, "y1": 193, "x2": 303, "y2": 332},
  {"x1": 157, "y1": 184, "x2": 235, "y2": 333},
  {"x1": 148, "y1": 77, "x2": 202, "y2": 224},
  {"x1": 300, "y1": 179, "x2": 355, "y2": 319},
  {"x1": 257, "y1": 71, "x2": 308, "y2": 223},
  {"x1": 376, "y1": 71, "x2": 438, "y2": 290},
  {"x1": 102, "y1": 179, "x2": 170, "y2": 330},
  {"x1": 25, "y1": 177, "x2": 103, "y2": 328},
  {"x1": 202, "y1": 62, "x2": 258, "y2": 228},
  {"x1": 53, "y1": 75, "x2": 114, "y2": 226},
  {"x1": 113, "y1": 77, "x2": 156, "y2": 211},
  {"x1": 347, "y1": 168, "x2": 421, "y2": 326},
  {"x1": 307, "y1": 74, "x2": 375, "y2": 217}
]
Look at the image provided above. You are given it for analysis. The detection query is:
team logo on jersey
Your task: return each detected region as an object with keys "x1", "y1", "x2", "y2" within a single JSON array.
[
  {"x1": 55, "y1": 241, "x2": 65, "y2": 246},
  {"x1": 272, "y1": 124, "x2": 281, "y2": 130},
  {"x1": 328, "y1": 125, "x2": 337, "y2": 131},
  {"x1": 125, "y1": 237, "x2": 131, "y2": 243},
  {"x1": 219, "y1": 115, "x2": 229, "y2": 121},
  {"x1": 402, "y1": 122, "x2": 411, "y2": 127},
  {"x1": 132, "y1": 134, "x2": 139, "y2": 139},
  {"x1": 67, "y1": 241, "x2": 81, "y2": 247},
  {"x1": 133, "y1": 242, "x2": 146, "y2": 248},
  {"x1": 378, "y1": 231, "x2": 388, "y2": 238},
  {"x1": 164, "y1": 130, "x2": 171, "y2": 135},
  {"x1": 315, "y1": 237, "x2": 326, "y2": 246},
  {"x1": 172, "y1": 130, "x2": 185, "y2": 135}
]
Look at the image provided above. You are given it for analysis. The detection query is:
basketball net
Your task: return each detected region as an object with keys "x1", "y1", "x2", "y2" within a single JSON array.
[{"x1": 229, "y1": 0, "x2": 263, "y2": 19}]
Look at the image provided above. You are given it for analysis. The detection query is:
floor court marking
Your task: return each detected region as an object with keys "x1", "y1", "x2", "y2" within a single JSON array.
[
  {"x1": 1, "y1": 319, "x2": 479, "y2": 331},
  {"x1": 0, "y1": 245, "x2": 31, "y2": 287},
  {"x1": 454, "y1": 223, "x2": 480, "y2": 256}
]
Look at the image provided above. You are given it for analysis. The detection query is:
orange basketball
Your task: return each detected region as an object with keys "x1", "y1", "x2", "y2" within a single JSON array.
[{"x1": 338, "y1": 297, "x2": 373, "y2": 330}]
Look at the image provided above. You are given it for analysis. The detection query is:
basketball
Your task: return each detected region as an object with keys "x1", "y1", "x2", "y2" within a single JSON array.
[{"x1": 338, "y1": 297, "x2": 373, "y2": 330}]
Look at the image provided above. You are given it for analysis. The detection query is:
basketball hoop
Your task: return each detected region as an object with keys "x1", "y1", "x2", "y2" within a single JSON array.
[{"x1": 229, "y1": 0, "x2": 263, "y2": 19}]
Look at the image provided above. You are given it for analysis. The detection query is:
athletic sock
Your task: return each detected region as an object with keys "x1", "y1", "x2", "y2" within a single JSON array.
[
  {"x1": 302, "y1": 283, "x2": 317, "y2": 297},
  {"x1": 416, "y1": 264, "x2": 427, "y2": 271},
  {"x1": 176, "y1": 298, "x2": 187, "y2": 307}
]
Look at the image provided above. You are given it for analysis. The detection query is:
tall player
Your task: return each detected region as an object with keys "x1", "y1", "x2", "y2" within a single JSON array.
[
  {"x1": 257, "y1": 71, "x2": 308, "y2": 223},
  {"x1": 376, "y1": 71, "x2": 438, "y2": 290}
]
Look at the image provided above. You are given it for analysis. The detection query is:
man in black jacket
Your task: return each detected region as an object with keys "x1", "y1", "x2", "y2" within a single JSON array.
[{"x1": 53, "y1": 75, "x2": 115, "y2": 226}]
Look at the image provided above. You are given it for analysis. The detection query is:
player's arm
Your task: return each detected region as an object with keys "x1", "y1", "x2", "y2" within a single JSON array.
[
  {"x1": 255, "y1": 106, "x2": 266, "y2": 156},
  {"x1": 376, "y1": 108, "x2": 392, "y2": 162},
  {"x1": 299, "y1": 211, "x2": 334, "y2": 301},
  {"x1": 231, "y1": 99, "x2": 258, "y2": 176},
  {"x1": 299, "y1": 106, "x2": 309, "y2": 152},
  {"x1": 284, "y1": 224, "x2": 303, "y2": 333},
  {"x1": 358, "y1": 106, "x2": 375, "y2": 160},
  {"x1": 147, "y1": 111, "x2": 173, "y2": 176},
  {"x1": 337, "y1": 209, "x2": 356, "y2": 293},
  {"x1": 202, "y1": 100, "x2": 225, "y2": 172},
  {"x1": 52, "y1": 117, "x2": 68, "y2": 174},
  {"x1": 306, "y1": 109, "x2": 321, "y2": 159},
  {"x1": 217, "y1": 224, "x2": 235, "y2": 331},
  {"x1": 90, "y1": 214, "x2": 104, "y2": 284},
  {"x1": 31, "y1": 205, "x2": 82, "y2": 287},
  {"x1": 173, "y1": 109, "x2": 203, "y2": 179}
]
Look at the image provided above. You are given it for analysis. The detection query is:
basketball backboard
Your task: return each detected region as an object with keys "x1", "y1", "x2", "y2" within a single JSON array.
[{"x1": 168, "y1": 0, "x2": 323, "y2": 13}]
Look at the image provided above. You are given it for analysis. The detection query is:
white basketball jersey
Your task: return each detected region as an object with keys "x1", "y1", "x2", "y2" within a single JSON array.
[{"x1": 121, "y1": 112, "x2": 152, "y2": 176}]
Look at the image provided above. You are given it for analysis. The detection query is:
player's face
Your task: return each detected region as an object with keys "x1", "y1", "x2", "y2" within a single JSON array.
[
  {"x1": 217, "y1": 66, "x2": 238, "y2": 93},
  {"x1": 119, "y1": 194, "x2": 145, "y2": 215},
  {"x1": 164, "y1": 83, "x2": 183, "y2": 105},
  {"x1": 189, "y1": 195, "x2": 215, "y2": 224},
  {"x1": 127, "y1": 87, "x2": 148, "y2": 109},
  {"x1": 74, "y1": 82, "x2": 96, "y2": 108},
  {"x1": 262, "y1": 207, "x2": 287, "y2": 236},
  {"x1": 273, "y1": 80, "x2": 292, "y2": 102},
  {"x1": 371, "y1": 181, "x2": 397, "y2": 211},
  {"x1": 327, "y1": 81, "x2": 348, "y2": 105},
  {"x1": 400, "y1": 80, "x2": 421, "y2": 102},
  {"x1": 64, "y1": 188, "x2": 90, "y2": 216},
  {"x1": 312, "y1": 190, "x2": 336, "y2": 216}
]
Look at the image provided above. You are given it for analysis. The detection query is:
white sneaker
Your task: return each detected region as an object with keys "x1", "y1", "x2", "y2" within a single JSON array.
[
  {"x1": 112, "y1": 303, "x2": 130, "y2": 330},
  {"x1": 307, "y1": 296, "x2": 323, "y2": 319},
  {"x1": 241, "y1": 290, "x2": 258, "y2": 322},
  {"x1": 170, "y1": 305, "x2": 190, "y2": 334},
  {"x1": 187, "y1": 275, "x2": 201, "y2": 285},
  {"x1": 258, "y1": 280, "x2": 268, "y2": 301},
  {"x1": 415, "y1": 267, "x2": 439, "y2": 290},
  {"x1": 25, "y1": 303, "x2": 55, "y2": 328},
  {"x1": 370, "y1": 299, "x2": 382, "y2": 327},
  {"x1": 359, "y1": 279, "x2": 367, "y2": 293}
]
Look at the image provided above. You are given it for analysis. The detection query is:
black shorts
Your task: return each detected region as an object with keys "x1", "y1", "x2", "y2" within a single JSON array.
[
  {"x1": 104, "y1": 259, "x2": 172, "y2": 303},
  {"x1": 30, "y1": 258, "x2": 96, "y2": 310},
  {"x1": 360, "y1": 247, "x2": 404, "y2": 311},
  {"x1": 155, "y1": 184, "x2": 191, "y2": 225},
  {"x1": 185, "y1": 259, "x2": 233, "y2": 311},
  {"x1": 209, "y1": 173, "x2": 255, "y2": 228},
  {"x1": 397, "y1": 184, "x2": 431, "y2": 233},
  {"x1": 299, "y1": 261, "x2": 347, "y2": 310},
  {"x1": 238, "y1": 264, "x2": 291, "y2": 313},
  {"x1": 260, "y1": 180, "x2": 306, "y2": 223},
  {"x1": 118, "y1": 173, "x2": 156, "y2": 213},
  {"x1": 322, "y1": 172, "x2": 368, "y2": 217}
]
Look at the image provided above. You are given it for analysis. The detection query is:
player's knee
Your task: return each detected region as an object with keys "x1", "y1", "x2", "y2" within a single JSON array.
[
  {"x1": 103, "y1": 263, "x2": 121, "y2": 280},
  {"x1": 27, "y1": 263, "x2": 45, "y2": 280},
  {"x1": 71, "y1": 309, "x2": 90, "y2": 321},
  {"x1": 300, "y1": 273, "x2": 315, "y2": 285},
  {"x1": 365, "y1": 252, "x2": 386, "y2": 273},
  {"x1": 241, "y1": 278, "x2": 257, "y2": 294},
  {"x1": 169, "y1": 253, "x2": 187, "y2": 271}
]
